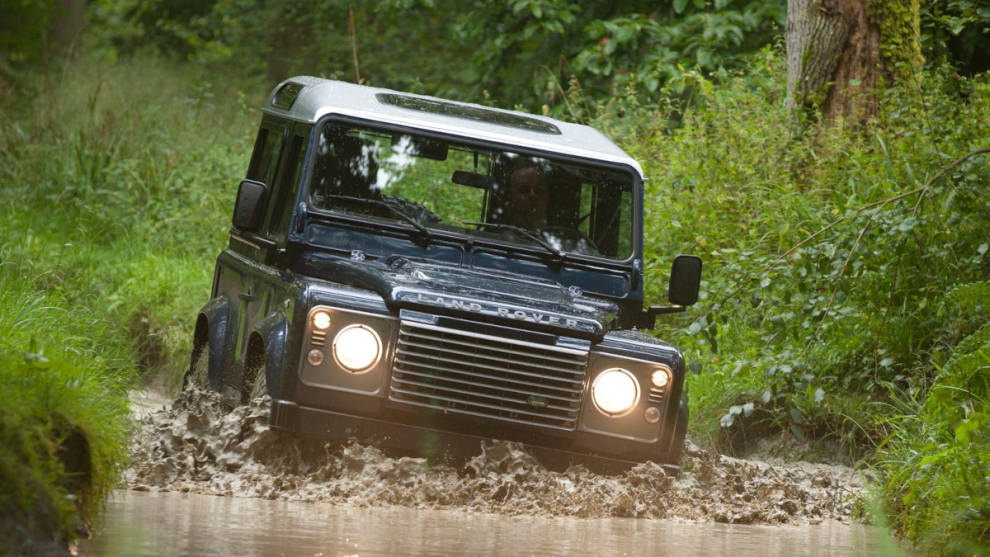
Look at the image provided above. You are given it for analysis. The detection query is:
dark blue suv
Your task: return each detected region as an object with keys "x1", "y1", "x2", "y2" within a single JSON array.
[{"x1": 187, "y1": 77, "x2": 701, "y2": 471}]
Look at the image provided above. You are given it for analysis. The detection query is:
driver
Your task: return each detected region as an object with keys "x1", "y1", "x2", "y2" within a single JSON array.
[{"x1": 505, "y1": 163, "x2": 549, "y2": 229}]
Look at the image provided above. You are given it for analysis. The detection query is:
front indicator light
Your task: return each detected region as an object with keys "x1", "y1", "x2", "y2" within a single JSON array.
[
  {"x1": 651, "y1": 368, "x2": 670, "y2": 389},
  {"x1": 591, "y1": 368, "x2": 639, "y2": 416},
  {"x1": 307, "y1": 349, "x2": 324, "y2": 366},
  {"x1": 333, "y1": 324, "x2": 382, "y2": 372},
  {"x1": 312, "y1": 310, "x2": 332, "y2": 331},
  {"x1": 644, "y1": 407, "x2": 660, "y2": 424}
]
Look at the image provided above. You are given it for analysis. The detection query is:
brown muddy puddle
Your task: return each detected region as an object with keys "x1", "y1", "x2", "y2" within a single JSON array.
[
  {"x1": 93, "y1": 387, "x2": 902, "y2": 555},
  {"x1": 81, "y1": 490, "x2": 894, "y2": 556},
  {"x1": 124, "y1": 386, "x2": 868, "y2": 524}
]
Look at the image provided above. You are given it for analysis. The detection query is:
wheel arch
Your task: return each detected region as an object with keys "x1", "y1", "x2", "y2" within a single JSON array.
[
  {"x1": 247, "y1": 311, "x2": 290, "y2": 400},
  {"x1": 191, "y1": 296, "x2": 233, "y2": 391}
]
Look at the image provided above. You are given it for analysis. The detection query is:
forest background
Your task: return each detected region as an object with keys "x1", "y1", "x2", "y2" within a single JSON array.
[{"x1": 1, "y1": 0, "x2": 988, "y2": 554}]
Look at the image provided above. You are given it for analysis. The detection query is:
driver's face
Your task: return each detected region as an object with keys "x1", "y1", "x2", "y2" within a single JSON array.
[{"x1": 508, "y1": 167, "x2": 549, "y2": 227}]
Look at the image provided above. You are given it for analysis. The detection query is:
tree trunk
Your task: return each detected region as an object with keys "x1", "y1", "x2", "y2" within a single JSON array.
[
  {"x1": 47, "y1": 0, "x2": 86, "y2": 60},
  {"x1": 786, "y1": 0, "x2": 921, "y2": 126}
]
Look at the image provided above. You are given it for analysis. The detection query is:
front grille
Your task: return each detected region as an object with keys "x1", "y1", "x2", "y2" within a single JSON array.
[
  {"x1": 648, "y1": 387, "x2": 665, "y2": 405},
  {"x1": 389, "y1": 320, "x2": 588, "y2": 430}
]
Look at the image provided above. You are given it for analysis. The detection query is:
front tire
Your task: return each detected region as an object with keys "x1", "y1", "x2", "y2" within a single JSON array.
[
  {"x1": 241, "y1": 336, "x2": 268, "y2": 404},
  {"x1": 667, "y1": 401, "x2": 689, "y2": 466},
  {"x1": 184, "y1": 340, "x2": 210, "y2": 390}
]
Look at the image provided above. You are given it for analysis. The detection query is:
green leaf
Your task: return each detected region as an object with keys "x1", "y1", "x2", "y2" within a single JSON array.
[
  {"x1": 955, "y1": 421, "x2": 974, "y2": 444},
  {"x1": 789, "y1": 407, "x2": 804, "y2": 424},
  {"x1": 673, "y1": 0, "x2": 688, "y2": 14}
]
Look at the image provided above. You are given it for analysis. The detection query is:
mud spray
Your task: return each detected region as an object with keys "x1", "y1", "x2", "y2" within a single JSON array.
[{"x1": 126, "y1": 387, "x2": 866, "y2": 524}]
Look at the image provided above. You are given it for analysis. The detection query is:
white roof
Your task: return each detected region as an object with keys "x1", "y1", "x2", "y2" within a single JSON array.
[{"x1": 263, "y1": 76, "x2": 644, "y2": 178}]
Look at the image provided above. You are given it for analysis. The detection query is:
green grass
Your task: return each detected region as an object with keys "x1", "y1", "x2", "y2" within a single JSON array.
[{"x1": 0, "y1": 56, "x2": 256, "y2": 548}]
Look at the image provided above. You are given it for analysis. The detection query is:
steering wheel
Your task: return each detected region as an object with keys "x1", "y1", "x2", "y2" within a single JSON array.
[{"x1": 539, "y1": 226, "x2": 599, "y2": 253}]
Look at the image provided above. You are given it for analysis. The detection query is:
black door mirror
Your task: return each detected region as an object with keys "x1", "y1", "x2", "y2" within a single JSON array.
[
  {"x1": 668, "y1": 254, "x2": 702, "y2": 306},
  {"x1": 232, "y1": 179, "x2": 268, "y2": 232}
]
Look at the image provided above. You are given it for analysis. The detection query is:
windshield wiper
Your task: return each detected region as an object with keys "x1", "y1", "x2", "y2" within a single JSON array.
[
  {"x1": 464, "y1": 221, "x2": 565, "y2": 260},
  {"x1": 327, "y1": 194, "x2": 431, "y2": 242}
]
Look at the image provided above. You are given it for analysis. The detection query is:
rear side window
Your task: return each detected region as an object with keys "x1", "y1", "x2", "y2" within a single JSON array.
[
  {"x1": 268, "y1": 134, "x2": 305, "y2": 238},
  {"x1": 247, "y1": 126, "x2": 285, "y2": 186}
]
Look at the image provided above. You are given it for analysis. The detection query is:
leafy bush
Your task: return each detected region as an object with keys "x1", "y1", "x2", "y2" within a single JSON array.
[
  {"x1": 879, "y1": 283, "x2": 990, "y2": 553},
  {"x1": 582, "y1": 46, "x2": 989, "y2": 549},
  {"x1": 586, "y1": 48, "x2": 990, "y2": 452}
]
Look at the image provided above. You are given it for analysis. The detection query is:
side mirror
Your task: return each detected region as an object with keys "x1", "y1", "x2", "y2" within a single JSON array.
[
  {"x1": 232, "y1": 179, "x2": 268, "y2": 232},
  {"x1": 640, "y1": 254, "x2": 703, "y2": 329},
  {"x1": 668, "y1": 254, "x2": 702, "y2": 306}
]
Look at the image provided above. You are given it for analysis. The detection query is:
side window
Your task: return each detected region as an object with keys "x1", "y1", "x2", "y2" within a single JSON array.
[
  {"x1": 247, "y1": 126, "x2": 285, "y2": 187},
  {"x1": 267, "y1": 134, "x2": 305, "y2": 240}
]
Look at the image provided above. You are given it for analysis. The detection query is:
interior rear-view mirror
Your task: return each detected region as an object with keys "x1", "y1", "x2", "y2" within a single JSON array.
[
  {"x1": 392, "y1": 134, "x2": 448, "y2": 160},
  {"x1": 452, "y1": 170, "x2": 496, "y2": 189}
]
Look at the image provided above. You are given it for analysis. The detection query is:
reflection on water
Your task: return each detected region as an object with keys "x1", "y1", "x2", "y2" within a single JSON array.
[{"x1": 82, "y1": 490, "x2": 892, "y2": 556}]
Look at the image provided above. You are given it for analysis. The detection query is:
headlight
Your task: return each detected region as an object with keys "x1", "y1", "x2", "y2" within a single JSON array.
[
  {"x1": 332, "y1": 324, "x2": 382, "y2": 372},
  {"x1": 591, "y1": 368, "x2": 639, "y2": 416}
]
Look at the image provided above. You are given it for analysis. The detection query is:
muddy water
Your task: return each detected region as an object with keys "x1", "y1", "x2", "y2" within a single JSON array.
[
  {"x1": 82, "y1": 490, "x2": 890, "y2": 556},
  {"x1": 104, "y1": 387, "x2": 891, "y2": 555}
]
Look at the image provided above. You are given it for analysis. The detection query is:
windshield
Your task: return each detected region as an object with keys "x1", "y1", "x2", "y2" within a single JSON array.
[{"x1": 308, "y1": 123, "x2": 635, "y2": 260}]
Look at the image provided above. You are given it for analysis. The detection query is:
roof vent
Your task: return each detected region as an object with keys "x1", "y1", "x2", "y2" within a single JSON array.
[{"x1": 376, "y1": 93, "x2": 561, "y2": 135}]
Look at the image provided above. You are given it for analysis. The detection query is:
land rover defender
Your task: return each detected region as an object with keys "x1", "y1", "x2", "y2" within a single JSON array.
[{"x1": 187, "y1": 77, "x2": 702, "y2": 471}]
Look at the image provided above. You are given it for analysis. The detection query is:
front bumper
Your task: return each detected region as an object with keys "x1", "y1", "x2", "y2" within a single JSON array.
[{"x1": 269, "y1": 397, "x2": 679, "y2": 474}]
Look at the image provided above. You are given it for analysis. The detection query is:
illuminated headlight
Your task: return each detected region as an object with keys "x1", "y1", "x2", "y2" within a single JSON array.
[
  {"x1": 332, "y1": 324, "x2": 382, "y2": 372},
  {"x1": 312, "y1": 310, "x2": 332, "y2": 331},
  {"x1": 591, "y1": 368, "x2": 639, "y2": 416},
  {"x1": 651, "y1": 368, "x2": 670, "y2": 389}
]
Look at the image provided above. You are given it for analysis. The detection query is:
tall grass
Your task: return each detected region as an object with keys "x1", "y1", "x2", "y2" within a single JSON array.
[{"x1": 0, "y1": 56, "x2": 256, "y2": 546}]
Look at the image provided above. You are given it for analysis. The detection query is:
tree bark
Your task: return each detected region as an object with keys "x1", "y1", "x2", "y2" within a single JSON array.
[
  {"x1": 47, "y1": 0, "x2": 86, "y2": 60},
  {"x1": 787, "y1": 0, "x2": 920, "y2": 126}
]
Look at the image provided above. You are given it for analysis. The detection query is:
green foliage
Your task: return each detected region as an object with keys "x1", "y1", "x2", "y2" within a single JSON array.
[
  {"x1": 0, "y1": 256, "x2": 130, "y2": 546},
  {"x1": 0, "y1": 56, "x2": 256, "y2": 545},
  {"x1": 600, "y1": 49, "x2": 990, "y2": 447},
  {"x1": 921, "y1": 0, "x2": 990, "y2": 75},
  {"x1": 450, "y1": 0, "x2": 784, "y2": 112},
  {"x1": 83, "y1": 0, "x2": 784, "y2": 114},
  {"x1": 878, "y1": 286, "x2": 990, "y2": 552},
  {"x1": 0, "y1": 0, "x2": 54, "y2": 75},
  {"x1": 584, "y1": 47, "x2": 988, "y2": 548}
]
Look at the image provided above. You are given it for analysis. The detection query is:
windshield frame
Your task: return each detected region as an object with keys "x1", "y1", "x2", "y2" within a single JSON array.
[{"x1": 300, "y1": 114, "x2": 642, "y2": 265}]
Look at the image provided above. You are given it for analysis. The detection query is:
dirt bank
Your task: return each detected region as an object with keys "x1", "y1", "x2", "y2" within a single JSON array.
[{"x1": 125, "y1": 387, "x2": 867, "y2": 524}]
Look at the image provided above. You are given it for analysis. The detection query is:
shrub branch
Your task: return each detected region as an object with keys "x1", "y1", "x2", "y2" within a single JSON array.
[{"x1": 695, "y1": 147, "x2": 990, "y2": 333}]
